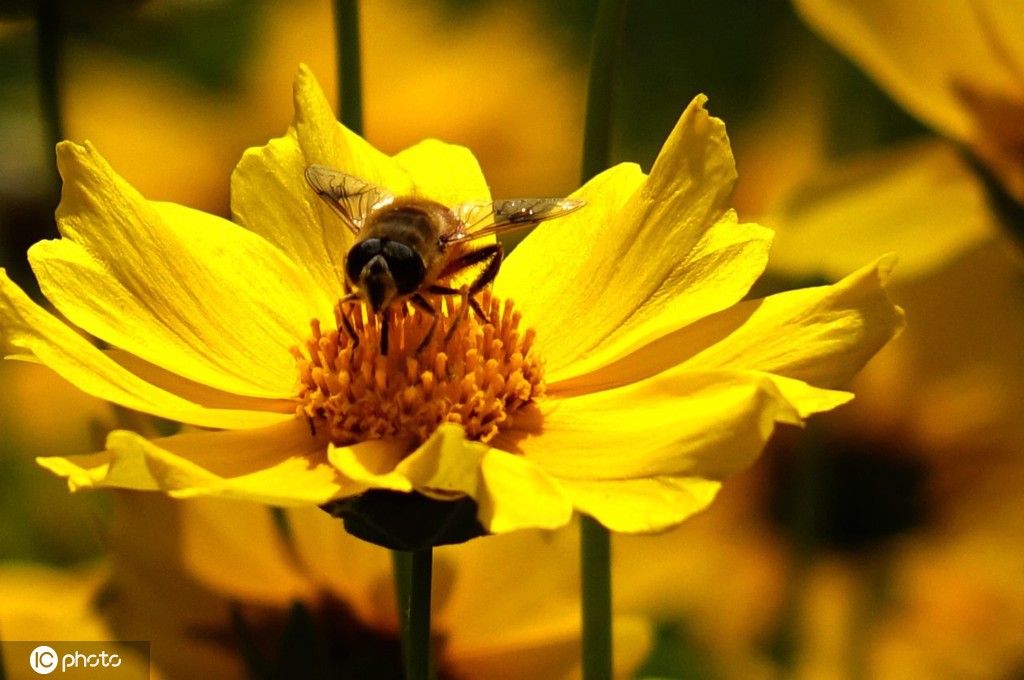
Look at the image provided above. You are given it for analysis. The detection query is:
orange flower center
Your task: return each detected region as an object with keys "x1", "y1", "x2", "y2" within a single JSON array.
[{"x1": 292, "y1": 290, "x2": 544, "y2": 445}]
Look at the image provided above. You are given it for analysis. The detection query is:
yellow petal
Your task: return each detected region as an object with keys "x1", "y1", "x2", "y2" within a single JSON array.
[
  {"x1": 38, "y1": 419, "x2": 350, "y2": 505},
  {"x1": 502, "y1": 369, "x2": 843, "y2": 483},
  {"x1": 231, "y1": 65, "x2": 392, "y2": 302},
  {"x1": 767, "y1": 139, "x2": 993, "y2": 280},
  {"x1": 498, "y1": 96, "x2": 771, "y2": 380},
  {"x1": 0, "y1": 562, "x2": 129, "y2": 644},
  {"x1": 556, "y1": 255, "x2": 904, "y2": 395},
  {"x1": 333, "y1": 424, "x2": 573, "y2": 532},
  {"x1": 177, "y1": 497, "x2": 314, "y2": 606},
  {"x1": 231, "y1": 66, "x2": 490, "y2": 303},
  {"x1": 327, "y1": 437, "x2": 415, "y2": 492},
  {"x1": 393, "y1": 138, "x2": 491, "y2": 205},
  {"x1": 103, "y1": 493, "x2": 258, "y2": 680},
  {"x1": 436, "y1": 526, "x2": 650, "y2": 677},
  {"x1": 680, "y1": 255, "x2": 905, "y2": 387},
  {"x1": 447, "y1": 613, "x2": 651, "y2": 680},
  {"x1": 105, "y1": 348, "x2": 296, "y2": 415},
  {"x1": 562, "y1": 476, "x2": 722, "y2": 534},
  {"x1": 1, "y1": 270, "x2": 286, "y2": 429},
  {"x1": 396, "y1": 423, "x2": 489, "y2": 497},
  {"x1": 401, "y1": 424, "x2": 573, "y2": 531},
  {"x1": 285, "y1": 507, "x2": 397, "y2": 629},
  {"x1": 477, "y1": 448, "x2": 573, "y2": 533},
  {"x1": 42, "y1": 141, "x2": 319, "y2": 398}
]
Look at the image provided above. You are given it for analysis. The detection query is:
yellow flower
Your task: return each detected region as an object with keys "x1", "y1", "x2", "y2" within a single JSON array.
[
  {"x1": 10, "y1": 66, "x2": 904, "y2": 538},
  {"x1": 99, "y1": 494, "x2": 651, "y2": 679},
  {"x1": 794, "y1": 0, "x2": 1024, "y2": 203}
]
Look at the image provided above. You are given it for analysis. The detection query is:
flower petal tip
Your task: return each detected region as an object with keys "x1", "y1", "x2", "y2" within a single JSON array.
[
  {"x1": 876, "y1": 251, "x2": 899, "y2": 282},
  {"x1": 293, "y1": 63, "x2": 322, "y2": 101},
  {"x1": 35, "y1": 456, "x2": 94, "y2": 492},
  {"x1": 688, "y1": 92, "x2": 710, "y2": 111},
  {"x1": 870, "y1": 252, "x2": 907, "y2": 335},
  {"x1": 55, "y1": 139, "x2": 89, "y2": 170}
]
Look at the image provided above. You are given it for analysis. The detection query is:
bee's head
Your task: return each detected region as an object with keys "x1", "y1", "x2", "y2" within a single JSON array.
[{"x1": 346, "y1": 238, "x2": 426, "y2": 312}]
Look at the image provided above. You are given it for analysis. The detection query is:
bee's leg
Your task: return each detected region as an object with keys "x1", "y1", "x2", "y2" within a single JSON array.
[
  {"x1": 379, "y1": 307, "x2": 392, "y2": 356},
  {"x1": 429, "y1": 244, "x2": 503, "y2": 324},
  {"x1": 436, "y1": 243, "x2": 504, "y2": 285},
  {"x1": 427, "y1": 283, "x2": 489, "y2": 325},
  {"x1": 443, "y1": 287, "x2": 473, "y2": 344},
  {"x1": 466, "y1": 244, "x2": 504, "y2": 295},
  {"x1": 409, "y1": 294, "x2": 440, "y2": 353},
  {"x1": 337, "y1": 292, "x2": 361, "y2": 349}
]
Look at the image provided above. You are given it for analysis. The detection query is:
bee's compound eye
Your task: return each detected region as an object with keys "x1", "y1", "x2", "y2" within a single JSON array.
[
  {"x1": 382, "y1": 240, "x2": 426, "y2": 295},
  {"x1": 346, "y1": 239, "x2": 381, "y2": 285}
]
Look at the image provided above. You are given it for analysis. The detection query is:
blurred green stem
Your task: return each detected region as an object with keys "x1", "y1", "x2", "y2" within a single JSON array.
[
  {"x1": 329, "y1": 5, "x2": 426, "y2": 676},
  {"x1": 581, "y1": 0, "x2": 629, "y2": 183},
  {"x1": 581, "y1": 515, "x2": 613, "y2": 680},
  {"x1": 333, "y1": 0, "x2": 363, "y2": 136},
  {"x1": 35, "y1": 0, "x2": 64, "y2": 185},
  {"x1": 767, "y1": 427, "x2": 825, "y2": 676},
  {"x1": 579, "y1": 3, "x2": 627, "y2": 679},
  {"x1": 403, "y1": 548, "x2": 434, "y2": 680},
  {"x1": 391, "y1": 549, "x2": 413, "y2": 673}
]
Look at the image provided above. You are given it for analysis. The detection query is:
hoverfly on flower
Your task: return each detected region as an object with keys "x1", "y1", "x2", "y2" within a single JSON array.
[{"x1": 305, "y1": 165, "x2": 584, "y2": 355}]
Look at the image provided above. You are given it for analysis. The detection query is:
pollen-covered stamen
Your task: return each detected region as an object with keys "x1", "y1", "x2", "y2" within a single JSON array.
[{"x1": 292, "y1": 290, "x2": 544, "y2": 445}]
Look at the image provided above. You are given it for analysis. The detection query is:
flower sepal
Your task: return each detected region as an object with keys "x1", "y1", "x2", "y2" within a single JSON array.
[{"x1": 321, "y1": 490, "x2": 486, "y2": 551}]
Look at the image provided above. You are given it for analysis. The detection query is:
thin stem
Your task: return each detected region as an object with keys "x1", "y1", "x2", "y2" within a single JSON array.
[
  {"x1": 35, "y1": 0, "x2": 64, "y2": 189},
  {"x1": 580, "y1": 515, "x2": 613, "y2": 680},
  {"x1": 403, "y1": 548, "x2": 434, "y2": 680},
  {"x1": 766, "y1": 426, "x2": 825, "y2": 676},
  {"x1": 580, "y1": 0, "x2": 629, "y2": 184},
  {"x1": 35, "y1": 0, "x2": 64, "y2": 148},
  {"x1": 391, "y1": 550, "x2": 413, "y2": 672},
  {"x1": 578, "y1": 3, "x2": 627, "y2": 679},
  {"x1": 332, "y1": 0, "x2": 363, "y2": 136}
]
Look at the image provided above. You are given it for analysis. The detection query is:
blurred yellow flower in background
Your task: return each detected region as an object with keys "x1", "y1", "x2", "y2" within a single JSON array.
[
  {"x1": 794, "y1": 0, "x2": 1024, "y2": 204},
  {"x1": 95, "y1": 494, "x2": 650, "y2": 679},
  {"x1": 10, "y1": 64, "x2": 905, "y2": 539},
  {"x1": 0, "y1": 562, "x2": 155, "y2": 679},
  {"x1": 53, "y1": 0, "x2": 583, "y2": 215},
  {"x1": 615, "y1": 136, "x2": 1024, "y2": 679},
  {"x1": 0, "y1": 361, "x2": 113, "y2": 560}
]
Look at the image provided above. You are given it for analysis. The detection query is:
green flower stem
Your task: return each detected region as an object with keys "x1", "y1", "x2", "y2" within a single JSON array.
[
  {"x1": 403, "y1": 548, "x2": 434, "y2": 680},
  {"x1": 35, "y1": 0, "x2": 64, "y2": 189},
  {"x1": 391, "y1": 549, "x2": 413, "y2": 670},
  {"x1": 580, "y1": 0, "x2": 629, "y2": 183},
  {"x1": 332, "y1": 0, "x2": 363, "y2": 136},
  {"x1": 767, "y1": 426, "x2": 824, "y2": 675},
  {"x1": 579, "y1": 3, "x2": 627, "y2": 679},
  {"x1": 329, "y1": 7, "x2": 434, "y2": 677},
  {"x1": 581, "y1": 515, "x2": 613, "y2": 680}
]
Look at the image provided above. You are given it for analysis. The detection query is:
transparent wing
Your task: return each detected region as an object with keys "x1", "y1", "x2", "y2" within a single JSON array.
[
  {"x1": 448, "y1": 197, "x2": 585, "y2": 243},
  {"x1": 304, "y1": 165, "x2": 395, "y2": 234}
]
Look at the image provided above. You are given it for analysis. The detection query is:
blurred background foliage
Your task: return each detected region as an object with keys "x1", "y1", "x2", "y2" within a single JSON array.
[{"x1": 2, "y1": 1, "x2": 1021, "y2": 679}]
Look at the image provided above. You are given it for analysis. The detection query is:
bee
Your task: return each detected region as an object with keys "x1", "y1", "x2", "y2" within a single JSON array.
[{"x1": 305, "y1": 165, "x2": 585, "y2": 355}]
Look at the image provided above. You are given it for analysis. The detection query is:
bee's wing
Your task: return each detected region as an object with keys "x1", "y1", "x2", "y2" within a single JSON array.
[
  {"x1": 447, "y1": 197, "x2": 585, "y2": 243},
  {"x1": 304, "y1": 165, "x2": 394, "y2": 234}
]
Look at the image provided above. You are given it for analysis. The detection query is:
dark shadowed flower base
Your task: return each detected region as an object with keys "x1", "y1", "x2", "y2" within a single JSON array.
[
  {"x1": 321, "y1": 491, "x2": 487, "y2": 551},
  {"x1": 767, "y1": 431, "x2": 931, "y2": 553},
  {"x1": 228, "y1": 593, "x2": 461, "y2": 680}
]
